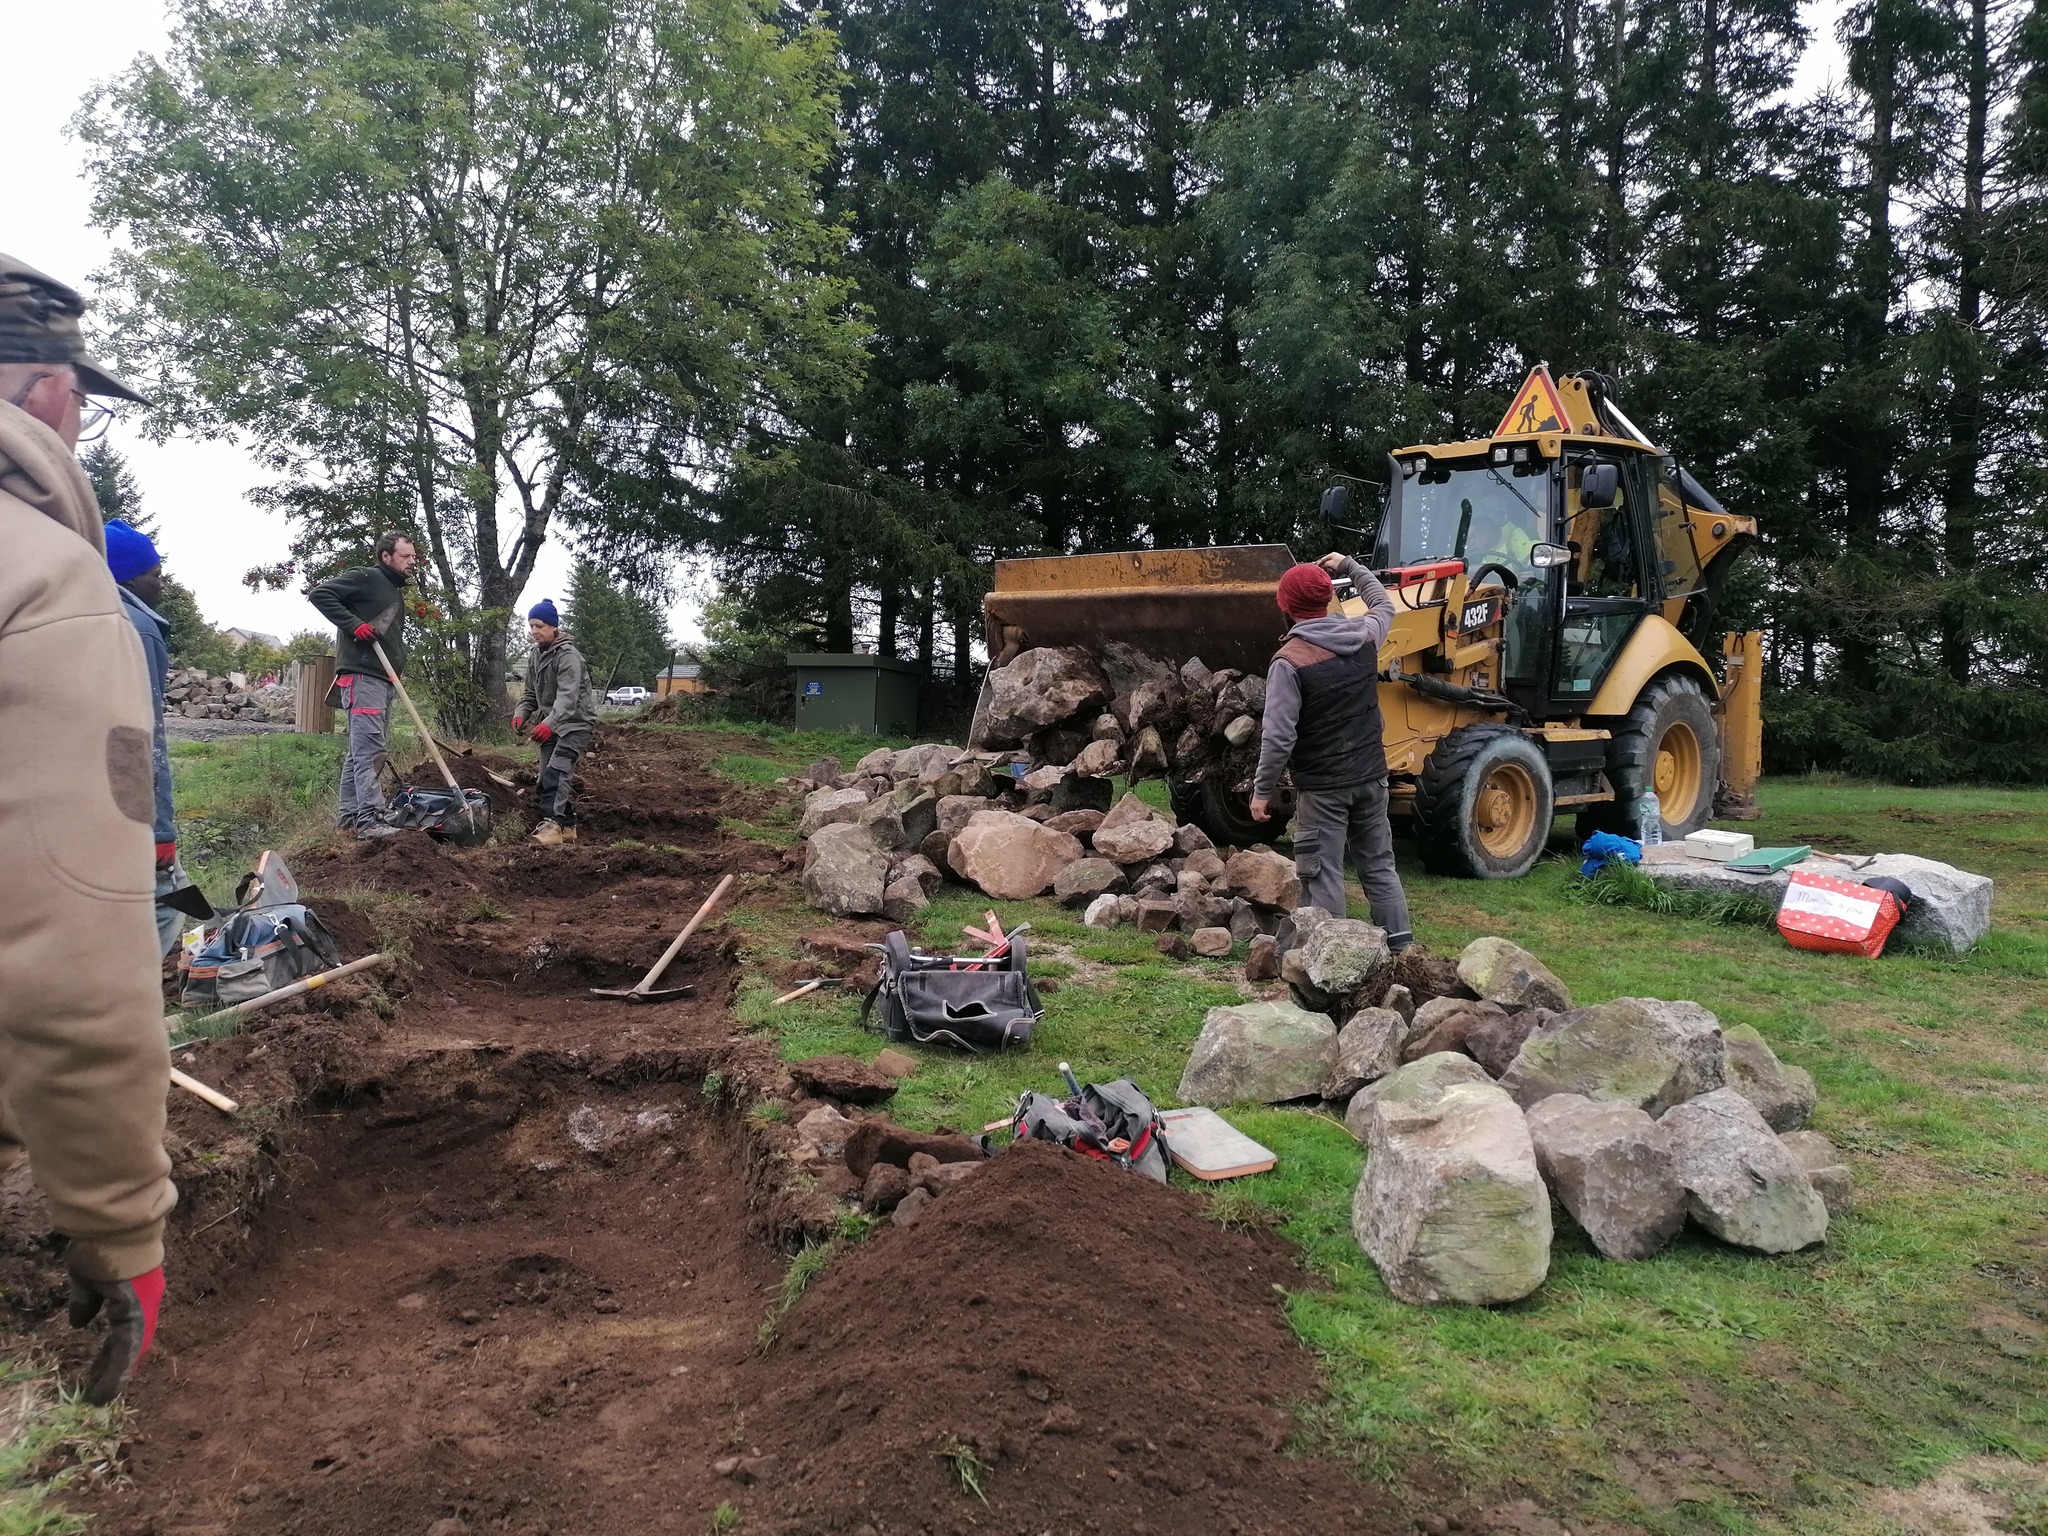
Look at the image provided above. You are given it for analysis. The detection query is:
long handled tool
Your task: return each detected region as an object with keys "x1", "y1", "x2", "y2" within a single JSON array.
[
  {"x1": 590, "y1": 873, "x2": 734, "y2": 1003},
  {"x1": 165, "y1": 953, "x2": 391, "y2": 1039},
  {"x1": 370, "y1": 638, "x2": 487, "y2": 845},
  {"x1": 169, "y1": 1066, "x2": 238, "y2": 1115}
]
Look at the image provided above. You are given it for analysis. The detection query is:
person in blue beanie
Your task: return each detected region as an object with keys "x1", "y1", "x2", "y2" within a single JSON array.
[
  {"x1": 512, "y1": 598, "x2": 599, "y2": 846},
  {"x1": 103, "y1": 520, "x2": 184, "y2": 956}
]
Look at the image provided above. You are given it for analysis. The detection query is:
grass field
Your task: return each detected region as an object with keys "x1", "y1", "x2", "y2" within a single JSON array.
[
  {"x1": 8, "y1": 723, "x2": 2039, "y2": 1534},
  {"x1": 713, "y1": 729, "x2": 2048, "y2": 1534}
]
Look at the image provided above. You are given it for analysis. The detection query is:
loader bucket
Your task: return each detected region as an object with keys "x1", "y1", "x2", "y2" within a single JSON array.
[{"x1": 983, "y1": 544, "x2": 1297, "y2": 676}]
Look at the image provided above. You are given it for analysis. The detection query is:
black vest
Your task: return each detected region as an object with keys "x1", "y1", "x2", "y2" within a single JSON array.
[{"x1": 1278, "y1": 637, "x2": 1387, "y2": 790}]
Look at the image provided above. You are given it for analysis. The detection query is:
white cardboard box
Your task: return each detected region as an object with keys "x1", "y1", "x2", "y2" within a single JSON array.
[{"x1": 1683, "y1": 829, "x2": 1755, "y2": 862}]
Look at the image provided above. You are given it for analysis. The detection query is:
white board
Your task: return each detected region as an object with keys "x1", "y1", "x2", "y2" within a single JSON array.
[{"x1": 1158, "y1": 1107, "x2": 1276, "y2": 1181}]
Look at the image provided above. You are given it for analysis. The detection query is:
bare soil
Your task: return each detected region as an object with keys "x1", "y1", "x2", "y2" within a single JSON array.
[{"x1": 2, "y1": 726, "x2": 1449, "y2": 1535}]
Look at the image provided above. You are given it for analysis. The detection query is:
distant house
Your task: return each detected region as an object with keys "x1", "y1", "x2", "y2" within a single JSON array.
[
  {"x1": 222, "y1": 627, "x2": 284, "y2": 651},
  {"x1": 656, "y1": 663, "x2": 708, "y2": 696}
]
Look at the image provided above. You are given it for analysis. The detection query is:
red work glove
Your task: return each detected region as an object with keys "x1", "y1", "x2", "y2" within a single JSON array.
[
  {"x1": 352, "y1": 622, "x2": 378, "y2": 641},
  {"x1": 531, "y1": 722, "x2": 554, "y2": 744},
  {"x1": 68, "y1": 1265, "x2": 164, "y2": 1406},
  {"x1": 154, "y1": 841, "x2": 176, "y2": 870}
]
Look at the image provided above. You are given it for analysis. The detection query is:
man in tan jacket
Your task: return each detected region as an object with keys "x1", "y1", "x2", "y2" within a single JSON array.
[{"x1": 0, "y1": 252, "x2": 177, "y2": 1404}]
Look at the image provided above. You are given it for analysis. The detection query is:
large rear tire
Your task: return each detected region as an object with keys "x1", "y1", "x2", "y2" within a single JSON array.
[
  {"x1": 1167, "y1": 777, "x2": 1288, "y2": 848},
  {"x1": 1574, "y1": 674, "x2": 1720, "y2": 843},
  {"x1": 1414, "y1": 725, "x2": 1555, "y2": 879}
]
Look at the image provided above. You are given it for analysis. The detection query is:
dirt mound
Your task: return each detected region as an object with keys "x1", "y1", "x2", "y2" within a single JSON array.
[{"x1": 733, "y1": 1139, "x2": 1413, "y2": 1534}]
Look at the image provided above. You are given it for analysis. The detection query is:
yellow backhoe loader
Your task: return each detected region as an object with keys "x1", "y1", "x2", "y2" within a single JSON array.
[{"x1": 975, "y1": 366, "x2": 1764, "y2": 878}]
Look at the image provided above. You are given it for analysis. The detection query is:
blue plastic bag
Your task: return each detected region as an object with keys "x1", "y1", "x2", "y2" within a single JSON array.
[{"x1": 1579, "y1": 830, "x2": 1643, "y2": 877}]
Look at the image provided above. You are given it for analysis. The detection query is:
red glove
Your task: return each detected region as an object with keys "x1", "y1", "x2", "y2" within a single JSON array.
[
  {"x1": 154, "y1": 841, "x2": 176, "y2": 870},
  {"x1": 69, "y1": 1265, "x2": 164, "y2": 1406},
  {"x1": 531, "y1": 722, "x2": 554, "y2": 744},
  {"x1": 352, "y1": 622, "x2": 378, "y2": 641}
]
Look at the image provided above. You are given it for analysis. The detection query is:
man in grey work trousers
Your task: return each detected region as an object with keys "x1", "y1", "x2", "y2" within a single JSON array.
[
  {"x1": 1248, "y1": 552, "x2": 1413, "y2": 952},
  {"x1": 307, "y1": 532, "x2": 416, "y2": 839}
]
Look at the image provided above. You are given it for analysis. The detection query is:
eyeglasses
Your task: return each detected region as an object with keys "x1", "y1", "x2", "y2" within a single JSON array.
[{"x1": 71, "y1": 390, "x2": 117, "y2": 443}]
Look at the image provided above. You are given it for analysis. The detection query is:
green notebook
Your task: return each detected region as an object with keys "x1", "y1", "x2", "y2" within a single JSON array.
[{"x1": 1724, "y1": 844, "x2": 1812, "y2": 872}]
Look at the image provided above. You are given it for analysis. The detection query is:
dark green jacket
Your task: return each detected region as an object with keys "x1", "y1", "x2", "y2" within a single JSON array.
[
  {"x1": 519, "y1": 633, "x2": 599, "y2": 734},
  {"x1": 307, "y1": 563, "x2": 408, "y2": 679}
]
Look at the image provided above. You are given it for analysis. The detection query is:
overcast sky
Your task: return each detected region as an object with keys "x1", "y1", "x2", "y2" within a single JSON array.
[{"x1": 4, "y1": 1, "x2": 1848, "y2": 642}]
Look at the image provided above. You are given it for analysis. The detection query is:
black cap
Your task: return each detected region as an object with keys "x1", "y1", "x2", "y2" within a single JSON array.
[{"x1": 0, "y1": 252, "x2": 151, "y2": 404}]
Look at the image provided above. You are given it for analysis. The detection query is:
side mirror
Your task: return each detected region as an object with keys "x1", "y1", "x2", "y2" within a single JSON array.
[
  {"x1": 1530, "y1": 542, "x2": 1572, "y2": 569},
  {"x1": 1579, "y1": 463, "x2": 1619, "y2": 508},
  {"x1": 1320, "y1": 484, "x2": 1351, "y2": 522}
]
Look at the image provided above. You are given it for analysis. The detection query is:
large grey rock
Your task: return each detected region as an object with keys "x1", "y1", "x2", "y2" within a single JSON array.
[
  {"x1": 1465, "y1": 1007, "x2": 1557, "y2": 1078},
  {"x1": 1458, "y1": 936, "x2": 1572, "y2": 1011},
  {"x1": 802, "y1": 822, "x2": 890, "y2": 916},
  {"x1": 882, "y1": 875, "x2": 930, "y2": 924},
  {"x1": 1070, "y1": 738, "x2": 1122, "y2": 778},
  {"x1": 856, "y1": 795, "x2": 907, "y2": 850},
  {"x1": 1300, "y1": 918, "x2": 1392, "y2": 997},
  {"x1": 982, "y1": 647, "x2": 1111, "y2": 742},
  {"x1": 1098, "y1": 791, "x2": 1172, "y2": 833},
  {"x1": 1401, "y1": 999, "x2": 1509, "y2": 1065},
  {"x1": 889, "y1": 786, "x2": 940, "y2": 849},
  {"x1": 1175, "y1": 1001, "x2": 1338, "y2": 1107},
  {"x1": 1223, "y1": 846, "x2": 1301, "y2": 910},
  {"x1": 1053, "y1": 857, "x2": 1126, "y2": 906},
  {"x1": 1352, "y1": 1054, "x2": 1552, "y2": 1305},
  {"x1": 1326, "y1": 1007, "x2": 1407, "y2": 1099},
  {"x1": 1525, "y1": 1094, "x2": 1686, "y2": 1261},
  {"x1": 1499, "y1": 998, "x2": 1724, "y2": 1116},
  {"x1": 1721, "y1": 1024, "x2": 1817, "y2": 1132},
  {"x1": 1092, "y1": 817, "x2": 1177, "y2": 865},
  {"x1": 799, "y1": 785, "x2": 871, "y2": 839},
  {"x1": 1082, "y1": 893, "x2": 1123, "y2": 928},
  {"x1": 1636, "y1": 848, "x2": 1992, "y2": 954},
  {"x1": 888, "y1": 851, "x2": 944, "y2": 897},
  {"x1": 1662, "y1": 1088, "x2": 1828, "y2": 1252},
  {"x1": 1778, "y1": 1131, "x2": 1852, "y2": 1218},
  {"x1": 948, "y1": 810, "x2": 1085, "y2": 901}
]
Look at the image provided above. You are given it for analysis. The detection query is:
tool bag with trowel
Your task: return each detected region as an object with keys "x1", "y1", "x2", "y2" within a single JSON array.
[
  {"x1": 860, "y1": 930, "x2": 1041, "y2": 1052},
  {"x1": 179, "y1": 862, "x2": 346, "y2": 1009},
  {"x1": 1005, "y1": 1070, "x2": 1170, "y2": 1182}
]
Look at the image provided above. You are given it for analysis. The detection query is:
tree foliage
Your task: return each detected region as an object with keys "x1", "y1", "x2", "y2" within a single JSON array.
[
  {"x1": 561, "y1": 561, "x2": 672, "y2": 692},
  {"x1": 80, "y1": 0, "x2": 860, "y2": 734}
]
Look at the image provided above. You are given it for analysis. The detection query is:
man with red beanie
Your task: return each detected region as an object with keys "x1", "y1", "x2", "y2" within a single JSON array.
[{"x1": 1249, "y1": 551, "x2": 1412, "y2": 951}]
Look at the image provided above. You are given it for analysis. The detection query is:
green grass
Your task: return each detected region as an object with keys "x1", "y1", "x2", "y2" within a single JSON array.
[
  {"x1": 686, "y1": 720, "x2": 2048, "y2": 1532},
  {"x1": 0, "y1": 1362, "x2": 127, "y2": 1535}
]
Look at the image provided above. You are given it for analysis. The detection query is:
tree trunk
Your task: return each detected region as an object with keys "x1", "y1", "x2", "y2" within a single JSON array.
[
  {"x1": 877, "y1": 575, "x2": 900, "y2": 659},
  {"x1": 1941, "y1": 0, "x2": 1989, "y2": 685}
]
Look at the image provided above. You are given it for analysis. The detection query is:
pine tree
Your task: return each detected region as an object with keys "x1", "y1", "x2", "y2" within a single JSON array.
[{"x1": 562, "y1": 563, "x2": 674, "y2": 693}]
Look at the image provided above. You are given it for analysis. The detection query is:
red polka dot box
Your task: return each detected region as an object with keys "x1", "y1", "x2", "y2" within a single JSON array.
[{"x1": 1777, "y1": 870, "x2": 1903, "y2": 959}]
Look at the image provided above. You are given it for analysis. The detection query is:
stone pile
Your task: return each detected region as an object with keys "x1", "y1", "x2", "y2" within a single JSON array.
[
  {"x1": 793, "y1": 744, "x2": 1296, "y2": 951},
  {"x1": 1176, "y1": 929, "x2": 1846, "y2": 1305},
  {"x1": 972, "y1": 642, "x2": 1269, "y2": 803},
  {"x1": 164, "y1": 666, "x2": 295, "y2": 723}
]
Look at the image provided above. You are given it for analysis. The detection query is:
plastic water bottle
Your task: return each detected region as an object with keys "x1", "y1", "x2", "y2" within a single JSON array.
[{"x1": 1638, "y1": 790, "x2": 1663, "y2": 846}]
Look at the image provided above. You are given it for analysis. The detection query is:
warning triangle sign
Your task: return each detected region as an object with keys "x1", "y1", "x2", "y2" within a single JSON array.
[{"x1": 1494, "y1": 367, "x2": 1571, "y2": 437}]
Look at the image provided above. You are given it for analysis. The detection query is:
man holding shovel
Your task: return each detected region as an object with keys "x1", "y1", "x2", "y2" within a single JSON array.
[
  {"x1": 308, "y1": 532, "x2": 416, "y2": 839},
  {"x1": 0, "y1": 252, "x2": 176, "y2": 1404},
  {"x1": 513, "y1": 598, "x2": 598, "y2": 847}
]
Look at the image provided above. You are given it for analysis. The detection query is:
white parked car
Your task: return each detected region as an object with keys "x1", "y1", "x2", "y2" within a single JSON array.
[{"x1": 606, "y1": 685, "x2": 652, "y2": 707}]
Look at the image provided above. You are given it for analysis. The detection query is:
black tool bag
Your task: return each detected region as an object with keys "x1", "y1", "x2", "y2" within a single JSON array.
[
  {"x1": 861, "y1": 931, "x2": 1041, "y2": 1052},
  {"x1": 1010, "y1": 1077, "x2": 1170, "y2": 1182},
  {"x1": 180, "y1": 903, "x2": 344, "y2": 1008},
  {"x1": 384, "y1": 785, "x2": 494, "y2": 846}
]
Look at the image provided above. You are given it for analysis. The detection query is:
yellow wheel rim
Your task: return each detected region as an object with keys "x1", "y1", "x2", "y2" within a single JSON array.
[
  {"x1": 1473, "y1": 761, "x2": 1539, "y2": 860},
  {"x1": 1653, "y1": 719, "x2": 1704, "y2": 823}
]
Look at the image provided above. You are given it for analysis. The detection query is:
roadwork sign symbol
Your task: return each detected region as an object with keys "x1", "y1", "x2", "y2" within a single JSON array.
[{"x1": 1495, "y1": 367, "x2": 1570, "y2": 436}]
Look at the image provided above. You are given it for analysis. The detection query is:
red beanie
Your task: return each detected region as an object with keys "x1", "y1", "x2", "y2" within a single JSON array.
[{"x1": 1276, "y1": 563, "x2": 1335, "y2": 621}]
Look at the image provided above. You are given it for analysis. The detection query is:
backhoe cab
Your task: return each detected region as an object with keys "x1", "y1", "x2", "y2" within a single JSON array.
[{"x1": 976, "y1": 365, "x2": 1764, "y2": 879}]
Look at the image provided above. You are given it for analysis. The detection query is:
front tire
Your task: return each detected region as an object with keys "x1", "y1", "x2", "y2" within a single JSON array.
[
  {"x1": 1414, "y1": 725, "x2": 1555, "y2": 878},
  {"x1": 1575, "y1": 673, "x2": 1720, "y2": 843},
  {"x1": 1167, "y1": 777, "x2": 1288, "y2": 848}
]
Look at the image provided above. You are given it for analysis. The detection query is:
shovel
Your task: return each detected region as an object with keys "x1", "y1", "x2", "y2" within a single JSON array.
[
  {"x1": 370, "y1": 638, "x2": 491, "y2": 846},
  {"x1": 590, "y1": 873, "x2": 734, "y2": 1003}
]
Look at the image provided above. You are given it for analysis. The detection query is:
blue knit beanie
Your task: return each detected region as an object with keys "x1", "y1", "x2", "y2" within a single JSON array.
[
  {"x1": 528, "y1": 598, "x2": 560, "y2": 627},
  {"x1": 103, "y1": 519, "x2": 162, "y2": 584}
]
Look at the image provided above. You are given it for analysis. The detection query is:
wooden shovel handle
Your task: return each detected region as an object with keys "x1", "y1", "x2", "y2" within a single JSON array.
[
  {"x1": 636, "y1": 873, "x2": 735, "y2": 993},
  {"x1": 372, "y1": 639, "x2": 464, "y2": 798}
]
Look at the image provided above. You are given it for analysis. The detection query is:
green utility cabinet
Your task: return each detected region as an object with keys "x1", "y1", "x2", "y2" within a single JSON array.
[{"x1": 788, "y1": 653, "x2": 921, "y2": 736}]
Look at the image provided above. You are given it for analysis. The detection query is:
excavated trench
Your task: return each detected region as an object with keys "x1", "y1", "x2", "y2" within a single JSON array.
[{"x1": 6, "y1": 728, "x2": 1433, "y2": 1536}]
